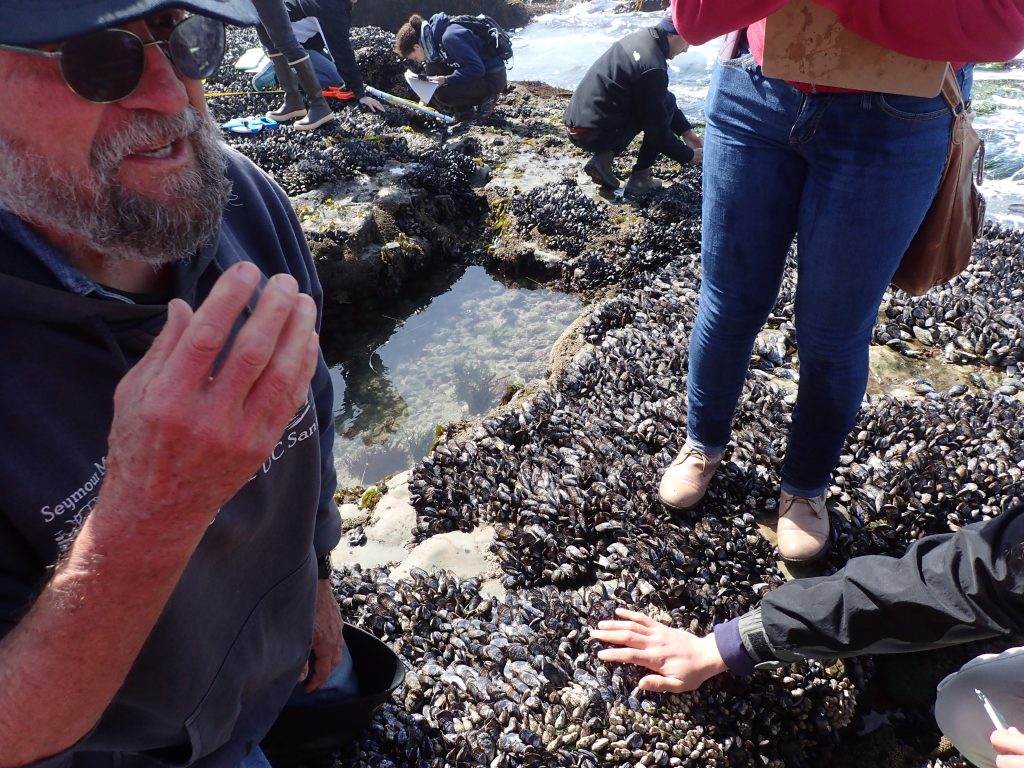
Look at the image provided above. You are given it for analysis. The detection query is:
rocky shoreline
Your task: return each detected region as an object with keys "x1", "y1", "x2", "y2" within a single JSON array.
[{"x1": 207, "y1": 21, "x2": 1023, "y2": 768}]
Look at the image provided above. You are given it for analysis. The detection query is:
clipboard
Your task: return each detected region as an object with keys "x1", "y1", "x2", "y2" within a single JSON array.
[{"x1": 761, "y1": 0, "x2": 946, "y2": 97}]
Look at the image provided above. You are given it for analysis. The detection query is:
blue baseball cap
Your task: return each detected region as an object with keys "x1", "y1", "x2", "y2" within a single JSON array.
[
  {"x1": 0, "y1": 0, "x2": 260, "y2": 45},
  {"x1": 654, "y1": 16, "x2": 677, "y2": 35}
]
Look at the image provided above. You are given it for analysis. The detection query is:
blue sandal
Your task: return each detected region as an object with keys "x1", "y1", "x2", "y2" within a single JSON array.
[{"x1": 220, "y1": 116, "x2": 279, "y2": 134}]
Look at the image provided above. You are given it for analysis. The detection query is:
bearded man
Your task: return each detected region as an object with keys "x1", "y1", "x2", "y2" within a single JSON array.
[{"x1": 0, "y1": 2, "x2": 346, "y2": 766}]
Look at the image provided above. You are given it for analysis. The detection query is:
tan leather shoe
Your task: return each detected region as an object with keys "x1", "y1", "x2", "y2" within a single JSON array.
[
  {"x1": 777, "y1": 490, "x2": 831, "y2": 564},
  {"x1": 658, "y1": 448, "x2": 722, "y2": 511}
]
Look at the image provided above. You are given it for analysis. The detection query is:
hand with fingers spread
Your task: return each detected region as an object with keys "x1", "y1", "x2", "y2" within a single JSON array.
[
  {"x1": 591, "y1": 608, "x2": 728, "y2": 693},
  {"x1": 993, "y1": 727, "x2": 1024, "y2": 767},
  {"x1": 100, "y1": 261, "x2": 321, "y2": 535},
  {"x1": 359, "y1": 95, "x2": 387, "y2": 113}
]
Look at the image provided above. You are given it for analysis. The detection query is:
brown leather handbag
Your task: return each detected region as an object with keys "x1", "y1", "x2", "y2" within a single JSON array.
[{"x1": 891, "y1": 65, "x2": 986, "y2": 296}]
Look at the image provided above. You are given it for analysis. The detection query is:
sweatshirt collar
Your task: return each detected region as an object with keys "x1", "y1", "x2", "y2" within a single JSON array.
[
  {"x1": 0, "y1": 208, "x2": 216, "y2": 305},
  {"x1": 0, "y1": 209, "x2": 111, "y2": 299}
]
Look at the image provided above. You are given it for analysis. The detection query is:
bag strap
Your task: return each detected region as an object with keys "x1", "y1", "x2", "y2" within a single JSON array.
[
  {"x1": 940, "y1": 63, "x2": 966, "y2": 112},
  {"x1": 938, "y1": 63, "x2": 985, "y2": 186}
]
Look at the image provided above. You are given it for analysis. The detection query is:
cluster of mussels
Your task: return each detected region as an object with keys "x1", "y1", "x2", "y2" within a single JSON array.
[
  {"x1": 544, "y1": 171, "x2": 704, "y2": 294},
  {"x1": 875, "y1": 223, "x2": 1024, "y2": 375},
  {"x1": 206, "y1": 25, "x2": 1022, "y2": 767},
  {"x1": 329, "y1": 219, "x2": 1024, "y2": 766},
  {"x1": 333, "y1": 565, "x2": 859, "y2": 768},
  {"x1": 507, "y1": 179, "x2": 614, "y2": 258}
]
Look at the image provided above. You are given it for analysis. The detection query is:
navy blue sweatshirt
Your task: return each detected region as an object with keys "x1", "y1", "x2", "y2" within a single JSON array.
[
  {"x1": 0, "y1": 149, "x2": 341, "y2": 767},
  {"x1": 421, "y1": 12, "x2": 506, "y2": 86}
]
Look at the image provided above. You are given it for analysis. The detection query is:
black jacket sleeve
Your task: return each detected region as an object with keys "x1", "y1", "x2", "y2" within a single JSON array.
[
  {"x1": 635, "y1": 70, "x2": 695, "y2": 168},
  {"x1": 740, "y1": 505, "x2": 1024, "y2": 663}
]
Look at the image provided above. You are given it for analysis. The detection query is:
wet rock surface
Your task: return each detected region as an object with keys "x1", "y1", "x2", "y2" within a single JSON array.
[{"x1": 209, "y1": 25, "x2": 1024, "y2": 768}]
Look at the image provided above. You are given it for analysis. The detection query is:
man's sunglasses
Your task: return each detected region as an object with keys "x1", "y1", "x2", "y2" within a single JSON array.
[{"x1": 0, "y1": 14, "x2": 225, "y2": 104}]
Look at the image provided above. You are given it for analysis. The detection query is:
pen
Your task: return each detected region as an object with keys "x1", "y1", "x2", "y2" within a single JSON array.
[{"x1": 976, "y1": 688, "x2": 1009, "y2": 731}]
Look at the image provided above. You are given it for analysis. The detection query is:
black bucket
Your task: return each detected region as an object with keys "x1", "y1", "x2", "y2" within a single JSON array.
[{"x1": 261, "y1": 623, "x2": 405, "y2": 762}]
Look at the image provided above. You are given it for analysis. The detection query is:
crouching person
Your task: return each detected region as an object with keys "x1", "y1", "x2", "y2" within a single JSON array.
[
  {"x1": 564, "y1": 18, "x2": 702, "y2": 195},
  {"x1": 395, "y1": 13, "x2": 507, "y2": 124}
]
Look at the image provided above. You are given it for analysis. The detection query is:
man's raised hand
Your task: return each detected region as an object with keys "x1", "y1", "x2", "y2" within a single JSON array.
[{"x1": 100, "y1": 262, "x2": 320, "y2": 534}]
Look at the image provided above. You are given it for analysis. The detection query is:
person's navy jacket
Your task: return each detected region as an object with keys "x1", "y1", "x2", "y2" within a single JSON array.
[
  {"x1": 421, "y1": 12, "x2": 505, "y2": 86},
  {"x1": 0, "y1": 148, "x2": 342, "y2": 767}
]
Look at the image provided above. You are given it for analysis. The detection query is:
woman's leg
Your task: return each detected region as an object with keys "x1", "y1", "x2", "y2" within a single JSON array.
[
  {"x1": 662, "y1": 57, "x2": 806, "y2": 510},
  {"x1": 250, "y1": 0, "x2": 307, "y2": 63},
  {"x1": 780, "y1": 73, "x2": 968, "y2": 497},
  {"x1": 432, "y1": 78, "x2": 494, "y2": 110},
  {"x1": 685, "y1": 59, "x2": 806, "y2": 456},
  {"x1": 935, "y1": 646, "x2": 1024, "y2": 768}
]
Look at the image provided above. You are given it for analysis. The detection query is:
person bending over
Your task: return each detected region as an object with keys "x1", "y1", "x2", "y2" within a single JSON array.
[
  {"x1": 564, "y1": 18, "x2": 703, "y2": 195},
  {"x1": 252, "y1": 16, "x2": 344, "y2": 91},
  {"x1": 593, "y1": 506, "x2": 1024, "y2": 768},
  {"x1": 0, "y1": 1, "x2": 352, "y2": 765},
  {"x1": 395, "y1": 13, "x2": 507, "y2": 124},
  {"x1": 284, "y1": 0, "x2": 386, "y2": 113}
]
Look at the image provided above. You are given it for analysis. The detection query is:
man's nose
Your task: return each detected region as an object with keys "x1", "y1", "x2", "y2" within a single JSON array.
[{"x1": 117, "y1": 41, "x2": 190, "y2": 115}]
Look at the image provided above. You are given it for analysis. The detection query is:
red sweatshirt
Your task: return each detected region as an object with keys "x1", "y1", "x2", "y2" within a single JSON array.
[{"x1": 672, "y1": 0, "x2": 1024, "y2": 65}]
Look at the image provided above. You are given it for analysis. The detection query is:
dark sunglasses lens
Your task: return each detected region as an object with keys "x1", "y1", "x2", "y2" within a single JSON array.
[
  {"x1": 62, "y1": 29, "x2": 145, "y2": 102},
  {"x1": 169, "y1": 15, "x2": 225, "y2": 79}
]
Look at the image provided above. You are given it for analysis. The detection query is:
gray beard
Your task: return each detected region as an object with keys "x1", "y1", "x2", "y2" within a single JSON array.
[{"x1": 0, "y1": 106, "x2": 232, "y2": 267}]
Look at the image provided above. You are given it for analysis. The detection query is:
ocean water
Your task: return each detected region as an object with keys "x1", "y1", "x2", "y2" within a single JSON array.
[{"x1": 511, "y1": 0, "x2": 1024, "y2": 224}]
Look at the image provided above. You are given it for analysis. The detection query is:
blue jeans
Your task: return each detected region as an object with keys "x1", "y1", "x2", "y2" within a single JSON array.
[
  {"x1": 686, "y1": 55, "x2": 973, "y2": 497},
  {"x1": 239, "y1": 644, "x2": 357, "y2": 767},
  {"x1": 252, "y1": 48, "x2": 342, "y2": 90}
]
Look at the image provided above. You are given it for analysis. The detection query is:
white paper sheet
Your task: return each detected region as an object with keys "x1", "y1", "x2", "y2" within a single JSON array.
[
  {"x1": 404, "y1": 70, "x2": 440, "y2": 104},
  {"x1": 235, "y1": 47, "x2": 269, "y2": 72}
]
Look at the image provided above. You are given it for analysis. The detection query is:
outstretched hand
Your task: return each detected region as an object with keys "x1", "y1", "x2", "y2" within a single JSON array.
[
  {"x1": 993, "y1": 726, "x2": 1024, "y2": 767},
  {"x1": 100, "y1": 262, "x2": 321, "y2": 537},
  {"x1": 359, "y1": 95, "x2": 387, "y2": 113},
  {"x1": 591, "y1": 608, "x2": 727, "y2": 693}
]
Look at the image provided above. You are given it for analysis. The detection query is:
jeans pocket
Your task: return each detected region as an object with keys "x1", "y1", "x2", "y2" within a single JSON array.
[
  {"x1": 874, "y1": 92, "x2": 950, "y2": 121},
  {"x1": 719, "y1": 52, "x2": 756, "y2": 70}
]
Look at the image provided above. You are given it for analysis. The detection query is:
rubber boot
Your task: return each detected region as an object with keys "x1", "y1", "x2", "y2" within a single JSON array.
[
  {"x1": 266, "y1": 54, "x2": 307, "y2": 122},
  {"x1": 583, "y1": 150, "x2": 619, "y2": 189},
  {"x1": 624, "y1": 166, "x2": 663, "y2": 196},
  {"x1": 292, "y1": 56, "x2": 336, "y2": 131}
]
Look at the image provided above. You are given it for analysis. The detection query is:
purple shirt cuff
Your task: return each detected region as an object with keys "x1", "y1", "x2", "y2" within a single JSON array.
[{"x1": 713, "y1": 618, "x2": 757, "y2": 676}]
